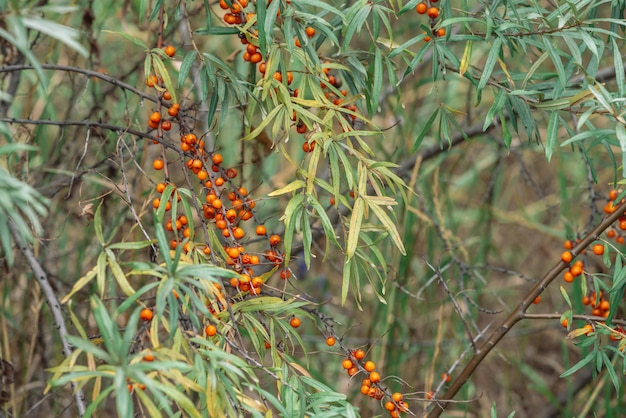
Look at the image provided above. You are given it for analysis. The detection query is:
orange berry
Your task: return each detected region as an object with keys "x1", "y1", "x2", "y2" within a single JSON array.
[
  {"x1": 424, "y1": 35, "x2": 432, "y2": 42},
  {"x1": 305, "y1": 26, "x2": 316, "y2": 38},
  {"x1": 570, "y1": 265, "x2": 582, "y2": 277},
  {"x1": 532, "y1": 295, "x2": 541, "y2": 304},
  {"x1": 604, "y1": 201, "x2": 617, "y2": 214},
  {"x1": 416, "y1": 2, "x2": 427, "y2": 13},
  {"x1": 385, "y1": 401, "x2": 395, "y2": 411},
  {"x1": 280, "y1": 269, "x2": 291, "y2": 280},
  {"x1": 233, "y1": 227, "x2": 245, "y2": 240},
  {"x1": 342, "y1": 359, "x2": 353, "y2": 369},
  {"x1": 600, "y1": 300, "x2": 610, "y2": 311},
  {"x1": 250, "y1": 255, "x2": 260, "y2": 264},
  {"x1": 618, "y1": 236, "x2": 625, "y2": 244},
  {"x1": 256, "y1": 225, "x2": 267, "y2": 235},
  {"x1": 610, "y1": 190, "x2": 619, "y2": 200},
  {"x1": 427, "y1": 7, "x2": 439, "y2": 18},
  {"x1": 140, "y1": 308, "x2": 153, "y2": 321},
  {"x1": 150, "y1": 111, "x2": 162, "y2": 123},
  {"x1": 161, "y1": 120, "x2": 172, "y2": 131},
  {"x1": 561, "y1": 318, "x2": 568, "y2": 328},
  {"x1": 592, "y1": 244, "x2": 604, "y2": 255},
  {"x1": 563, "y1": 271, "x2": 574, "y2": 282},
  {"x1": 146, "y1": 75, "x2": 158, "y2": 87},
  {"x1": 294, "y1": 37, "x2": 301, "y2": 47},
  {"x1": 269, "y1": 234, "x2": 281, "y2": 246},
  {"x1": 354, "y1": 349, "x2": 366, "y2": 360},
  {"x1": 436, "y1": 28, "x2": 446, "y2": 37},
  {"x1": 212, "y1": 198, "x2": 223, "y2": 209},
  {"x1": 212, "y1": 153, "x2": 223, "y2": 165},
  {"x1": 582, "y1": 295, "x2": 590, "y2": 305},
  {"x1": 326, "y1": 336, "x2": 336, "y2": 346},
  {"x1": 561, "y1": 251, "x2": 573, "y2": 263},
  {"x1": 153, "y1": 159, "x2": 164, "y2": 170},
  {"x1": 347, "y1": 367, "x2": 358, "y2": 376},
  {"x1": 392, "y1": 392, "x2": 403, "y2": 402},
  {"x1": 564, "y1": 240, "x2": 573, "y2": 250},
  {"x1": 250, "y1": 52, "x2": 262, "y2": 63},
  {"x1": 143, "y1": 352, "x2": 155, "y2": 362},
  {"x1": 364, "y1": 361, "x2": 375, "y2": 372},
  {"x1": 290, "y1": 317, "x2": 301, "y2": 328},
  {"x1": 226, "y1": 247, "x2": 240, "y2": 259},
  {"x1": 360, "y1": 385, "x2": 370, "y2": 395},
  {"x1": 251, "y1": 276, "x2": 263, "y2": 288},
  {"x1": 168, "y1": 106, "x2": 179, "y2": 117},
  {"x1": 441, "y1": 372, "x2": 451, "y2": 382},
  {"x1": 164, "y1": 45, "x2": 176, "y2": 57},
  {"x1": 607, "y1": 229, "x2": 616, "y2": 238},
  {"x1": 163, "y1": 91, "x2": 172, "y2": 101},
  {"x1": 205, "y1": 324, "x2": 217, "y2": 336},
  {"x1": 369, "y1": 371, "x2": 380, "y2": 383},
  {"x1": 156, "y1": 182, "x2": 167, "y2": 193}
]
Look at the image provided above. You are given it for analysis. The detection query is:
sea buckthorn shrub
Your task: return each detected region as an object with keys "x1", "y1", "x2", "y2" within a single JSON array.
[{"x1": 2, "y1": 0, "x2": 626, "y2": 417}]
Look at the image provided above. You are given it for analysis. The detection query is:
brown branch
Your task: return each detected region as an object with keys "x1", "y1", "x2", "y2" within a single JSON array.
[
  {"x1": 8, "y1": 220, "x2": 86, "y2": 417},
  {"x1": 0, "y1": 117, "x2": 178, "y2": 151},
  {"x1": 426, "y1": 202, "x2": 626, "y2": 418},
  {"x1": 0, "y1": 64, "x2": 158, "y2": 103}
]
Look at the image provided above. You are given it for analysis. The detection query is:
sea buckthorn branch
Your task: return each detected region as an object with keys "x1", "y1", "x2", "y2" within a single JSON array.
[
  {"x1": 0, "y1": 64, "x2": 158, "y2": 103},
  {"x1": 0, "y1": 117, "x2": 175, "y2": 151},
  {"x1": 7, "y1": 220, "x2": 87, "y2": 417},
  {"x1": 426, "y1": 200, "x2": 626, "y2": 418},
  {"x1": 522, "y1": 313, "x2": 626, "y2": 328}
]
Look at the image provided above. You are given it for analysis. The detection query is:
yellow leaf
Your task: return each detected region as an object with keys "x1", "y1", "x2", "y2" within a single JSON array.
[{"x1": 61, "y1": 265, "x2": 97, "y2": 304}]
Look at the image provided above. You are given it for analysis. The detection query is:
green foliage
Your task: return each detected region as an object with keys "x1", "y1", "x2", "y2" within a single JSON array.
[
  {"x1": 2, "y1": 0, "x2": 626, "y2": 416},
  {"x1": 0, "y1": 144, "x2": 48, "y2": 266}
]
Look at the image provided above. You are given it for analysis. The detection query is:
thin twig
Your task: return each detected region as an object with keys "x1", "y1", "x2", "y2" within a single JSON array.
[{"x1": 8, "y1": 220, "x2": 86, "y2": 417}]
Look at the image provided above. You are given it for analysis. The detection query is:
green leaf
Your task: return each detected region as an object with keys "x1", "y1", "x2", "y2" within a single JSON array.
[
  {"x1": 106, "y1": 249, "x2": 136, "y2": 296},
  {"x1": 369, "y1": 48, "x2": 383, "y2": 115},
  {"x1": 178, "y1": 50, "x2": 197, "y2": 89},
  {"x1": 102, "y1": 29, "x2": 147, "y2": 50},
  {"x1": 21, "y1": 16, "x2": 88, "y2": 56},
  {"x1": 612, "y1": 38, "x2": 625, "y2": 98},
  {"x1": 94, "y1": 202, "x2": 104, "y2": 245},
  {"x1": 365, "y1": 199, "x2": 406, "y2": 255},
  {"x1": 61, "y1": 264, "x2": 97, "y2": 304},
  {"x1": 152, "y1": 53, "x2": 177, "y2": 104},
  {"x1": 477, "y1": 38, "x2": 502, "y2": 95},
  {"x1": 560, "y1": 285, "x2": 572, "y2": 308},
  {"x1": 545, "y1": 111, "x2": 559, "y2": 162},
  {"x1": 617, "y1": 124, "x2": 626, "y2": 178},
  {"x1": 347, "y1": 197, "x2": 364, "y2": 259},
  {"x1": 542, "y1": 37, "x2": 566, "y2": 88},
  {"x1": 560, "y1": 349, "x2": 595, "y2": 377}
]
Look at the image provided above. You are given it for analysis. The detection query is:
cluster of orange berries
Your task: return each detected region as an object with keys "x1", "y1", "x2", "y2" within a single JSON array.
[
  {"x1": 560, "y1": 239, "x2": 604, "y2": 284},
  {"x1": 337, "y1": 348, "x2": 409, "y2": 417},
  {"x1": 603, "y1": 189, "x2": 626, "y2": 244},
  {"x1": 145, "y1": 43, "x2": 292, "y2": 297},
  {"x1": 415, "y1": 0, "x2": 444, "y2": 41}
]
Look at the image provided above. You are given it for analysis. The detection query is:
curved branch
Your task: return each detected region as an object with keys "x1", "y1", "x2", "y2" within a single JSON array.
[
  {"x1": 0, "y1": 64, "x2": 158, "y2": 103},
  {"x1": 8, "y1": 220, "x2": 86, "y2": 417}
]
